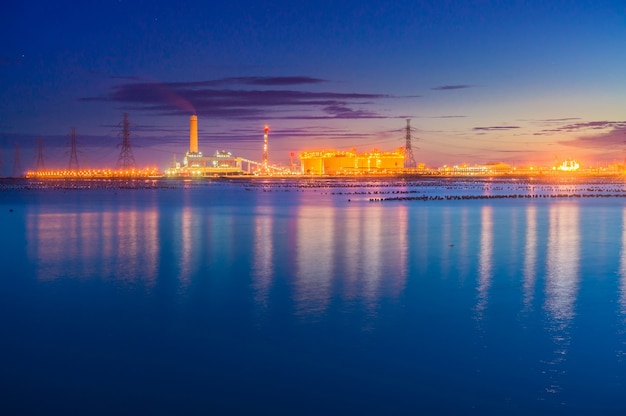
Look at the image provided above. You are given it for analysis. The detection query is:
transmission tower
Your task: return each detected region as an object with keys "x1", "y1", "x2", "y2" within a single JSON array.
[
  {"x1": 116, "y1": 113, "x2": 136, "y2": 170},
  {"x1": 404, "y1": 119, "x2": 417, "y2": 169},
  {"x1": 68, "y1": 127, "x2": 79, "y2": 170},
  {"x1": 36, "y1": 136, "x2": 45, "y2": 171},
  {"x1": 13, "y1": 142, "x2": 23, "y2": 177}
]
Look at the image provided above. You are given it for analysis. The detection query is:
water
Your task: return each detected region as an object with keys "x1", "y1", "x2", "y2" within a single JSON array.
[{"x1": 1, "y1": 178, "x2": 626, "y2": 414}]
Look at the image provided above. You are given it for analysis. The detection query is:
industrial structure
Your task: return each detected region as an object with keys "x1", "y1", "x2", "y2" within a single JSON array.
[
  {"x1": 262, "y1": 125, "x2": 269, "y2": 172},
  {"x1": 67, "y1": 127, "x2": 79, "y2": 170},
  {"x1": 36, "y1": 136, "x2": 45, "y2": 171},
  {"x1": 404, "y1": 119, "x2": 417, "y2": 169},
  {"x1": 20, "y1": 114, "x2": 601, "y2": 180},
  {"x1": 299, "y1": 148, "x2": 405, "y2": 175},
  {"x1": 166, "y1": 115, "x2": 257, "y2": 176},
  {"x1": 116, "y1": 113, "x2": 136, "y2": 170}
]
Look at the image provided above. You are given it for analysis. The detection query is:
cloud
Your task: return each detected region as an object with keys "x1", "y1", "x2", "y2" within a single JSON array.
[
  {"x1": 431, "y1": 85, "x2": 476, "y2": 91},
  {"x1": 473, "y1": 126, "x2": 520, "y2": 131},
  {"x1": 554, "y1": 120, "x2": 626, "y2": 132},
  {"x1": 537, "y1": 120, "x2": 626, "y2": 135},
  {"x1": 81, "y1": 76, "x2": 392, "y2": 120},
  {"x1": 558, "y1": 125, "x2": 626, "y2": 149},
  {"x1": 539, "y1": 117, "x2": 582, "y2": 122},
  {"x1": 229, "y1": 76, "x2": 327, "y2": 86}
]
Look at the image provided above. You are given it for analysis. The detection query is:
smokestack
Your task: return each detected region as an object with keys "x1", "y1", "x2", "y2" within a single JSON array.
[{"x1": 190, "y1": 115, "x2": 198, "y2": 153}]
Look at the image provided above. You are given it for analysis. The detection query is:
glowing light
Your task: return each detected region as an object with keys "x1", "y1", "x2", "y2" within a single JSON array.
[{"x1": 557, "y1": 160, "x2": 580, "y2": 171}]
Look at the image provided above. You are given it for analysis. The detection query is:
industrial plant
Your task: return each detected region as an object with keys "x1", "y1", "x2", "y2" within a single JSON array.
[
  {"x1": 14, "y1": 112, "x2": 608, "y2": 179},
  {"x1": 300, "y1": 148, "x2": 406, "y2": 175},
  {"x1": 165, "y1": 116, "x2": 280, "y2": 177}
]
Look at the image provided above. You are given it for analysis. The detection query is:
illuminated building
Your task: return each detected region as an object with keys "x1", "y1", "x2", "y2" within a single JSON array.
[
  {"x1": 438, "y1": 162, "x2": 512, "y2": 175},
  {"x1": 299, "y1": 148, "x2": 405, "y2": 175},
  {"x1": 25, "y1": 167, "x2": 160, "y2": 179},
  {"x1": 556, "y1": 159, "x2": 580, "y2": 172},
  {"x1": 166, "y1": 115, "x2": 248, "y2": 176}
]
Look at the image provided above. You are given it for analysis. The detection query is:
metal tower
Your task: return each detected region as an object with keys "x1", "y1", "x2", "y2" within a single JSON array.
[
  {"x1": 36, "y1": 136, "x2": 45, "y2": 171},
  {"x1": 68, "y1": 127, "x2": 79, "y2": 170},
  {"x1": 263, "y1": 125, "x2": 269, "y2": 171},
  {"x1": 12, "y1": 142, "x2": 23, "y2": 177},
  {"x1": 116, "y1": 113, "x2": 136, "y2": 170},
  {"x1": 404, "y1": 119, "x2": 417, "y2": 169}
]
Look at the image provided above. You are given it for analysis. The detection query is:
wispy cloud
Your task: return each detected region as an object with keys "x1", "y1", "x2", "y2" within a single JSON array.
[
  {"x1": 431, "y1": 85, "x2": 476, "y2": 91},
  {"x1": 81, "y1": 76, "x2": 393, "y2": 120},
  {"x1": 473, "y1": 126, "x2": 520, "y2": 131},
  {"x1": 558, "y1": 125, "x2": 626, "y2": 149},
  {"x1": 538, "y1": 120, "x2": 626, "y2": 135}
]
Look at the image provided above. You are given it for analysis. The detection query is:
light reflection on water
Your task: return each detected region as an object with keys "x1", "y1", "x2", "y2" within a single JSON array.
[
  {"x1": 178, "y1": 206, "x2": 193, "y2": 292},
  {"x1": 618, "y1": 208, "x2": 626, "y2": 364},
  {"x1": 545, "y1": 204, "x2": 580, "y2": 324},
  {"x1": 295, "y1": 205, "x2": 334, "y2": 317},
  {"x1": 27, "y1": 208, "x2": 159, "y2": 286},
  {"x1": 475, "y1": 205, "x2": 493, "y2": 318},
  {"x1": 543, "y1": 203, "x2": 580, "y2": 395},
  {"x1": 252, "y1": 205, "x2": 274, "y2": 311},
  {"x1": 523, "y1": 205, "x2": 538, "y2": 311},
  {"x1": 620, "y1": 208, "x2": 626, "y2": 316},
  {"x1": 10, "y1": 186, "x2": 626, "y2": 414}
]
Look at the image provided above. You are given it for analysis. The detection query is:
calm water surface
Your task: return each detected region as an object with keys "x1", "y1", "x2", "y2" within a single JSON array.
[{"x1": 1, "y1": 178, "x2": 626, "y2": 414}]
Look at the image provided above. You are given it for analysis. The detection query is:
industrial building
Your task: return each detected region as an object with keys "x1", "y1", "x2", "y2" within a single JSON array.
[
  {"x1": 166, "y1": 115, "x2": 248, "y2": 176},
  {"x1": 299, "y1": 148, "x2": 405, "y2": 175}
]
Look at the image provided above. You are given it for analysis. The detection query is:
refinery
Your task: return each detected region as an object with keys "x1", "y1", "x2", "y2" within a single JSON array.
[{"x1": 8, "y1": 113, "x2": 626, "y2": 180}]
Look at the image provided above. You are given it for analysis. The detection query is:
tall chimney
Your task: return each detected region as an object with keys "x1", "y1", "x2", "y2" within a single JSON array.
[{"x1": 190, "y1": 115, "x2": 198, "y2": 153}]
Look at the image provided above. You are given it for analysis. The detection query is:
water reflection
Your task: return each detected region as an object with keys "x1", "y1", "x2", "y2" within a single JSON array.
[
  {"x1": 178, "y1": 206, "x2": 193, "y2": 291},
  {"x1": 523, "y1": 206, "x2": 538, "y2": 311},
  {"x1": 252, "y1": 206, "x2": 274, "y2": 311},
  {"x1": 476, "y1": 206, "x2": 493, "y2": 318},
  {"x1": 620, "y1": 208, "x2": 626, "y2": 315},
  {"x1": 392, "y1": 205, "x2": 408, "y2": 298},
  {"x1": 361, "y1": 205, "x2": 384, "y2": 309},
  {"x1": 295, "y1": 206, "x2": 334, "y2": 317},
  {"x1": 292, "y1": 203, "x2": 408, "y2": 320},
  {"x1": 545, "y1": 204, "x2": 580, "y2": 324},
  {"x1": 440, "y1": 207, "x2": 452, "y2": 279},
  {"x1": 457, "y1": 207, "x2": 470, "y2": 282},
  {"x1": 27, "y1": 208, "x2": 159, "y2": 286},
  {"x1": 543, "y1": 203, "x2": 580, "y2": 394},
  {"x1": 618, "y1": 208, "x2": 626, "y2": 363}
]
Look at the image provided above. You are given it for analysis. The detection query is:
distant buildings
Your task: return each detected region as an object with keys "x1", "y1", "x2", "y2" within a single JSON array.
[{"x1": 299, "y1": 148, "x2": 405, "y2": 175}]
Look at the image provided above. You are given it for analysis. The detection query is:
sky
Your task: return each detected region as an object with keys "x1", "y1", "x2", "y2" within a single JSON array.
[{"x1": 2, "y1": 0, "x2": 626, "y2": 172}]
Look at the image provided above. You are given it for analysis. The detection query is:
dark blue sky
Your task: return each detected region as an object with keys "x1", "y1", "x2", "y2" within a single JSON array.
[{"x1": 2, "y1": 0, "x2": 626, "y2": 171}]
